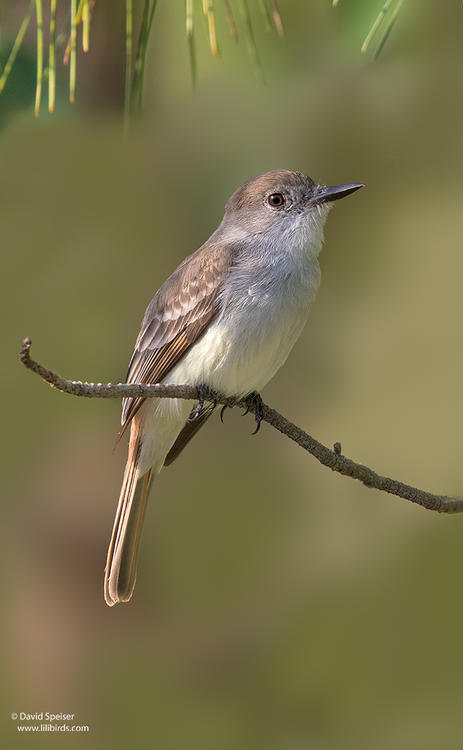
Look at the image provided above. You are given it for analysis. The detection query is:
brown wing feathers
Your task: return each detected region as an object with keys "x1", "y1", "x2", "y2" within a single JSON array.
[
  {"x1": 164, "y1": 404, "x2": 215, "y2": 466},
  {"x1": 119, "y1": 314, "x2": 214, "y2": 435},
  {"x1": 119, "y1": 242, "x2": 233, "y2": 439}
]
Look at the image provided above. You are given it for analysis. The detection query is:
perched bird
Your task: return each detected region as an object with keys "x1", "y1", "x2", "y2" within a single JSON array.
[{"x1": 104, "y1": 169, "x2": 363, "y2": 606}]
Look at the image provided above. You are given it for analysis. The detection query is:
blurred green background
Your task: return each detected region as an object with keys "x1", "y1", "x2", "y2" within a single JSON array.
[{"x1": 2, "y1": 1, "x2": 463, "y2": 748}]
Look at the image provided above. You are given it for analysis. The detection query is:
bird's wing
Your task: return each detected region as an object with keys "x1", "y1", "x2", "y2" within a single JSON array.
[
  {"x1": 119, "y1": 242, "x2": 233, "y2": 437},
  {"x1": 163, "y1": 403, "x2": 215, "y2": 466}
]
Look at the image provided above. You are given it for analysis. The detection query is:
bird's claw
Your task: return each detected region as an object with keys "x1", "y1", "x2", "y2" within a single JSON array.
[
  {"x1": 189, "y1": 384, "x2": 218, "y2": 422},
  {"x1": 242, "y1": 391, "x2": 264, "y2": 435}
]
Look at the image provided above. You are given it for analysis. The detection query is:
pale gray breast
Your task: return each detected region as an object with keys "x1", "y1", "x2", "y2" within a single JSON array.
[
  {"x1": 207, "y1": 247, "x2": 321, "y2": 393},
  {"x1": 219, "y1": 241, "x2": 321, "y2": 330}
]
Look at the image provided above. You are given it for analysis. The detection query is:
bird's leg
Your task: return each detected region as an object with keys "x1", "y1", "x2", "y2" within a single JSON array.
[
  {"x1": 242, "y1": 391, "x2": 265, "y2": 435},
  {"x1": 189, "y1": 384, "x2": 218, "y2": 422}
]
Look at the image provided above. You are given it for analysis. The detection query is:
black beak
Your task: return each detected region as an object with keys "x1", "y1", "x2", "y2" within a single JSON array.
[{"x1": 314, "y1": 182, "x2": 364, "y2": 205}]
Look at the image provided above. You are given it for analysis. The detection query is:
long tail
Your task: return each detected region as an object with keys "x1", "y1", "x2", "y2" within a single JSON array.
[{"x1": 104, "y1": 423, "x2": 152, "y2": 606}]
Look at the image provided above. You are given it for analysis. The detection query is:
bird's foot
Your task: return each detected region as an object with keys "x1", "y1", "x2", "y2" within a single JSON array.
[
  {"x1": 189, "y1": 384, "x2": 218, "y2": 422},
  {"x1": 219, "y1": 396, "x2": 237, "y2": 424},
  {"x1": 242, "y1": 391, "x2": 264, "y2": 435}
]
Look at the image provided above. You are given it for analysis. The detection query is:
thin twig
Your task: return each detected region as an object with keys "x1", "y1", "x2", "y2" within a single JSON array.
[
  {"x1": 269, "y1": 0, "x2": 284, "y2": 38},
  {"x1": 19, "y1": 337, "x2": 463, "y2": 515},
  {"x1": 224, "y1": 0, "x2": 238, "y2": 41},
  {"x1": 124, "y1": 0, "x2": 133, "y2": 130},
  {"x1": 34, "y1": 0, "x2": 44, "y2": 117},
  {"x1": 69, "y1": 0, "x2": 77, "y2": 102},
  {"x1": 361, "y1": 0, "x2": 394, "y2": 54},
  {"x1": 238, "y1": 0, "x2": 265, "y2": 82},
  {"x1": 82, "y1": 0, "x2": 90, "y2": 53},
  {"x1": 0, "y1": 0, "x2": 34, "y2": 95},
  {"x1": 258, "y1": 0, "x2": 272, "y2": 33},
  {"x1": 132, "y1": 0, "x2": 158, "y2": 114},
  {"x1": 374, "y1": 0, "x2": 405, "y2": 60},
  {"x1": 48, "y1": 0, "x2": 57, "y2": 112},
  {"x1": 185, "y1": 0, "x2": 197, "y2": 88},
  {"x1": 203, "y1": 0, "x2": 219, "y2": 57}
]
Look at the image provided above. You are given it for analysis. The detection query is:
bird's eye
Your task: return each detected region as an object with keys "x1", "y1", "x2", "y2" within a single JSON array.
[{"x1": 267, "y1": 193, "x2": 285, "y2": 208}]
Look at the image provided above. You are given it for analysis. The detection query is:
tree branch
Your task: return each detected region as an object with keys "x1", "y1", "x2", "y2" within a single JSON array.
[{"x1": 19, "y1": 337, "x2": 463, "y2": 514}]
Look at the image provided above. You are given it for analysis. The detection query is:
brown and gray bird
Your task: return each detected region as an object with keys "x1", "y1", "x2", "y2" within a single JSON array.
[{"x1": 104, "y1": 169, "x2": 363, "y2": 606}]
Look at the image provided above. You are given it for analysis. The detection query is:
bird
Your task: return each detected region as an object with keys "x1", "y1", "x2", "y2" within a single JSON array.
[{"x1": 104, "y1": 169, "x2": 363, "y2": 606}]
